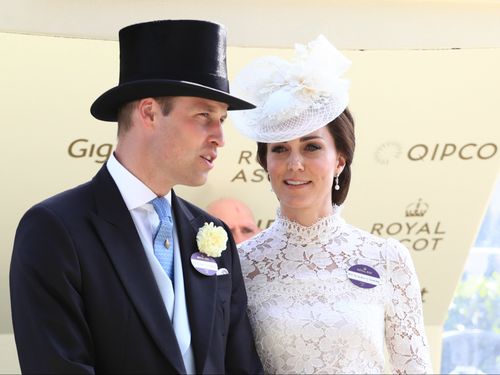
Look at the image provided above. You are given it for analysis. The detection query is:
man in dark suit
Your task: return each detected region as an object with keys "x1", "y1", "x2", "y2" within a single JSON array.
[{"x1": 10, "y1": 20, "x2": 263, "y2": 374}]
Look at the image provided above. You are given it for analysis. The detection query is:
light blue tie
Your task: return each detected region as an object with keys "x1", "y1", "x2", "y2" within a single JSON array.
[{"x1": 151, "y1": 197, "x2": 174, "y2": 284}]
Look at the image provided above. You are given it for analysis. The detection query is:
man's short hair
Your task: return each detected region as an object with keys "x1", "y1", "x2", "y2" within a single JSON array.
[{"x1": 117, "y1": 96, "x2": 174, "y2": 136}]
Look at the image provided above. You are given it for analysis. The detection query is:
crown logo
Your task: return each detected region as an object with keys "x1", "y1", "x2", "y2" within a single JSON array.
[{"x1": 405, "y1": 198, "x2": 429, "y2": 217}]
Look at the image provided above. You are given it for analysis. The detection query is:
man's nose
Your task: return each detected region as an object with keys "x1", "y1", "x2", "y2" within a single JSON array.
[
  {"x1": 210, "y1": 121, "x2": 225, "y2": 147},
  {"x1": 232, "y1": 229, "x2": 244, "y2": 245}
]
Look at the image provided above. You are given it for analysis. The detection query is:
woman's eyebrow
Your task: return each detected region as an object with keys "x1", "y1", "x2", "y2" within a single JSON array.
[{"x1": 300, "y1": 135, "x2": 323, "y2": 142}]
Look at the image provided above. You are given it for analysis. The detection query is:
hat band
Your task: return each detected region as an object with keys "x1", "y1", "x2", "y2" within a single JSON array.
[{"x1": 119, "y1": 72, "x2": 229, "y2": 93}]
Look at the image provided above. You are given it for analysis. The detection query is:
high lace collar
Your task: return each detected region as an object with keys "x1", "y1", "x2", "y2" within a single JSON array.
[{"x1": 272, "y1": 205, "x2": 345, "y2": 245}]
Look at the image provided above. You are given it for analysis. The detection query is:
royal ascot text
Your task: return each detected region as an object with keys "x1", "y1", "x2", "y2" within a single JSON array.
[
  {"x1": 230, "y1": 150, "x2": 267, "y2": 183},
  {"x1": 371, "y1": 221, "x2": 446, "y2": 251}
]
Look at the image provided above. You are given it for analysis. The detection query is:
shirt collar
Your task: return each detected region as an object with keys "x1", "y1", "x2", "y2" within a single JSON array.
[{"x1": 106, "y1": 153, "x2": 172, "y2": 210}]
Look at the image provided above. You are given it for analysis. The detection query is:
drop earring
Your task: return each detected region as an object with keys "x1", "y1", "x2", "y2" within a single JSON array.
[{"x1": 334, "y1": 175, "x2": 340, "y2": 191}]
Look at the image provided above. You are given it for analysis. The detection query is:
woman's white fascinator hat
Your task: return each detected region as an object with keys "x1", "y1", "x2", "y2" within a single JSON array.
[{"x1": 230, "y1": 35, "x2": 351, "y2": 143}]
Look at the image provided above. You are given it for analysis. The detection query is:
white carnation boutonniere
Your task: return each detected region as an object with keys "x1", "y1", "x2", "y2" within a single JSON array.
[{"x1": 196, "y1": 222, "x2": 228, "y2": 258}]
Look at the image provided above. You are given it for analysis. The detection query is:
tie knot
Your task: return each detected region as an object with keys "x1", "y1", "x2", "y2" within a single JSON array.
[{"x1": 151, "y1": 197, "x2": 172, "y2": 221}]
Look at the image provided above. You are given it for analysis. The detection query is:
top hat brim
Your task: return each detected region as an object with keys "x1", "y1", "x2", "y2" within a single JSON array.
[{"x1": 91, "y1": 79, "x2": 256, "y2": 122}]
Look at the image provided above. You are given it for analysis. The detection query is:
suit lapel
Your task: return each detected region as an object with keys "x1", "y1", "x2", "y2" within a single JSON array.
[
  {"x1": 89, "y1": 167, "x2": 186, "y2": 373},
  {"x1": 172, "y1": 192, "x2": 217, "y2": 374}
]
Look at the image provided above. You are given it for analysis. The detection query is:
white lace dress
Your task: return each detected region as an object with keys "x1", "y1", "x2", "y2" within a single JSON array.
[{"x1": 238, "y1": 207, "x2": 433, "y2": 374}]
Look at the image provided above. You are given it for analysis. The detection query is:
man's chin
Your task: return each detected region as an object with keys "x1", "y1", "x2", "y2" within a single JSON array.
[{"x1": 182, "y1": 177, "x2": 208, "y2": 187}]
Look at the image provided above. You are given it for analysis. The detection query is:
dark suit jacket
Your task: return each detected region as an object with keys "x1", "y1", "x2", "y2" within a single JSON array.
[{"x1": 10, "y1": 165, "x2": 263, "y2": 374}]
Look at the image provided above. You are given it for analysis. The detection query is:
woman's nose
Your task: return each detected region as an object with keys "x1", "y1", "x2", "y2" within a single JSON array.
[{"x1": 287, "y1": 154, "x2": 304, "y2": 171}]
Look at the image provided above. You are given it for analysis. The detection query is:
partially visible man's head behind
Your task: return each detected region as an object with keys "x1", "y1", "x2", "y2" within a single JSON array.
[{"x1": 207, "y1": 198, "x2": 261, "y2": 244}]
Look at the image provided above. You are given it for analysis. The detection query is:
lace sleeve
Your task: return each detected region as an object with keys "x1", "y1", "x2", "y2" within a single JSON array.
[{"x1": 384, "y1": 239, "x2": 433, "y2": 374}]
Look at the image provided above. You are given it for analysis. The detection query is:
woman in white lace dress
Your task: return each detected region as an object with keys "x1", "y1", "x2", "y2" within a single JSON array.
[{"x1": 230, "y1": 36, "x2": 433, "y2": 374}]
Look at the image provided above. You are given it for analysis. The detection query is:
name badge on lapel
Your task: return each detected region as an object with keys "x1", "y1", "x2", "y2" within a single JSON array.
[
  {"x1": 347, "y1": 264, "x2": 381, "y2": 289},
  {"x1": 190, "y1": 252, "x2": 218, "y2": 276}
]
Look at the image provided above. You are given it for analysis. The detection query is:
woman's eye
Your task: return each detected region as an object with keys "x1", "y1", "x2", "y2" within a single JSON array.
[
  {"x1": 305, "y1": 143, "x2": 321, "y2": 151},
  {"x1": 270, "y1": 145, "x2": 287, "y2": 153}
]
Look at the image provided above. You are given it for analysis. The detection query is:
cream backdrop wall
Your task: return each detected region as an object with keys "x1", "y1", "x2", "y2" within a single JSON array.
[{"x1": 1, "y1": 31, "x2": 499, "y2": 372}]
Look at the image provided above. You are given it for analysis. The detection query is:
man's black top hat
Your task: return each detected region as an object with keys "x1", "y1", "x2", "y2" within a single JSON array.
[{"x1": 91, "y1": 20, "x2": 255, "y2": 121}]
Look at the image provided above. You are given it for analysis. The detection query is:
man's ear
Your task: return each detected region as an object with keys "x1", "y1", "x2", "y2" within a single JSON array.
[{"x1": 137, "y1": 98, "x2": 156, "y2": 124}]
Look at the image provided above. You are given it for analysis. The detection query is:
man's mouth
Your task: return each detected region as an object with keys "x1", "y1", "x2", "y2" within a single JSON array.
[{"x1": 201, "y1": 153, "x2": 217, "y2": 164}]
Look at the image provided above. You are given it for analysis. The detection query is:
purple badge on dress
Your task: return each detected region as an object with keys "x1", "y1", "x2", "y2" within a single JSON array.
[
  {"x1": 347, "y1": 264, "x2": 381, "y2": 289},
  {"x1": 191, "y1": 252, "x2": 218, "y2": 276}
]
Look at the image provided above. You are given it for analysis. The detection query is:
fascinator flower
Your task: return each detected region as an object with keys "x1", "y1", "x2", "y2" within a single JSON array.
[{"x1": 231, "y1": 35, "x2": 351, "y2": 143}]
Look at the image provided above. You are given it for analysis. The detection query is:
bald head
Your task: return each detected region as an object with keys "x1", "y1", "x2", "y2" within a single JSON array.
[{"x1": 206, "y1": 198, "x2": 261, "y2": 244}]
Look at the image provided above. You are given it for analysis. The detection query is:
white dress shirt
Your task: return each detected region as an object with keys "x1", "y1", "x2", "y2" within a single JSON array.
[{"x1": 106, "y1": 153, "x2": 195, "y2": 374}]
